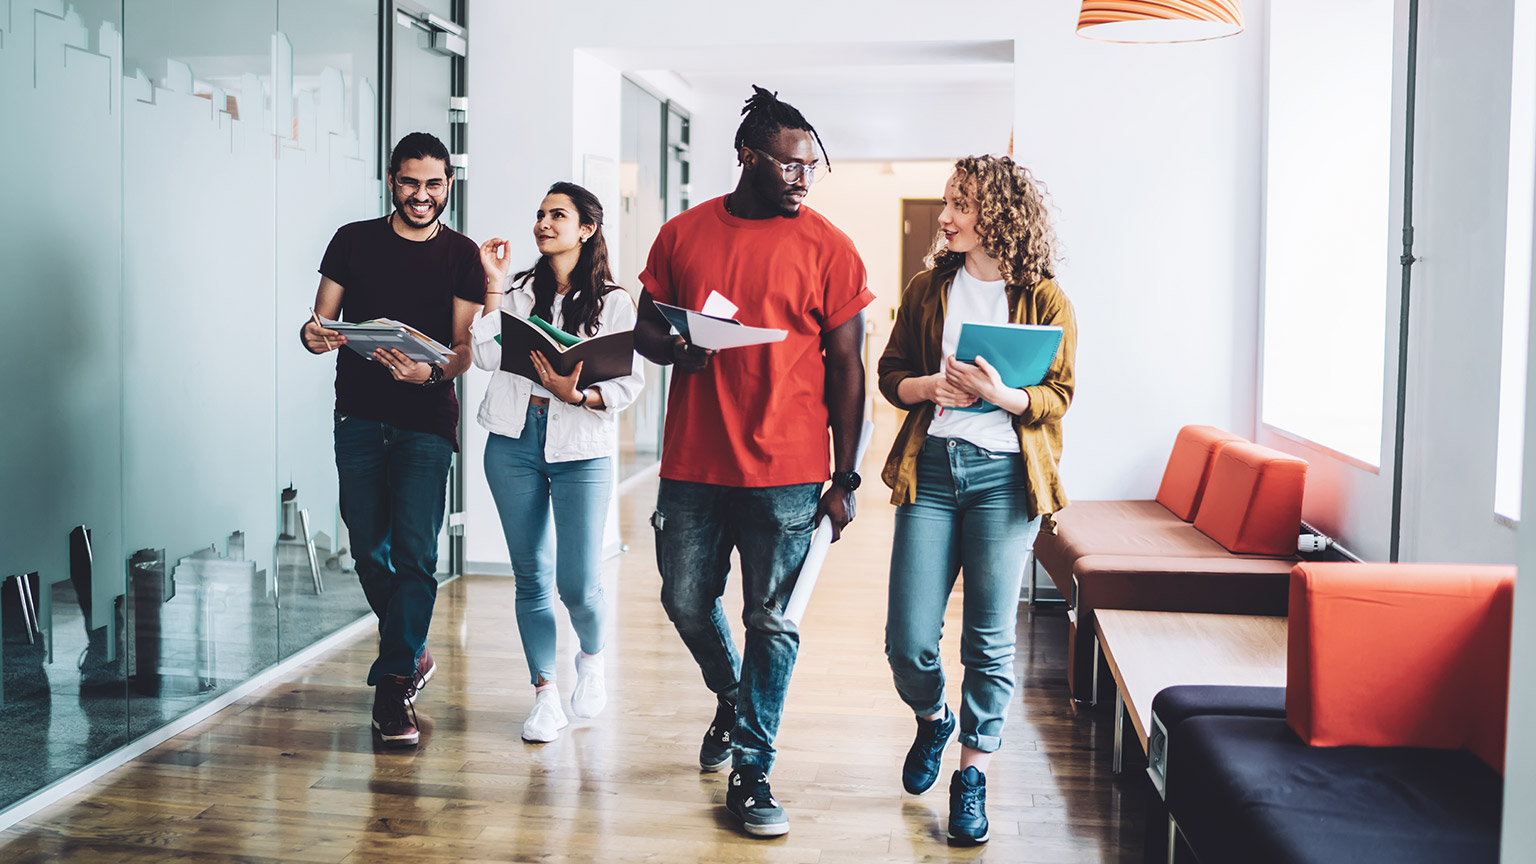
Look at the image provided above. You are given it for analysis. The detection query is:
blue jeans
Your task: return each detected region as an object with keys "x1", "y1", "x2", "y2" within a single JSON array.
[
  {"x1": 334, "y1": 413, "x2": 454, "y2": 686},
  {"x1": 653, "y1": 479, "x2": 820, "y2": 774},
  {"x1": 886, "y1": 436, "x2": 1042, "y2": 752},
  {"x1": 484, "y1": 405, "x2": 612, "y2": 685}
]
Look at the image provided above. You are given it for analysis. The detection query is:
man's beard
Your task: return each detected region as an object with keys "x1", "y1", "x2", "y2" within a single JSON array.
[{"x1": 394, "y1": 191, "x2": 445, "y2": 228}]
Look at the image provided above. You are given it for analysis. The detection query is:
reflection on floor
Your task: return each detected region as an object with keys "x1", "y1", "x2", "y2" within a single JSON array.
[
  {"x1": 0, "y1": 472, "x2": 1152, "y2": 862},
  {"x1": 617, "y1": 445, "x2": 660, "y2": 486},
  {"x1": 0, "y1": 542, "x2": 391, "y2": 813}
]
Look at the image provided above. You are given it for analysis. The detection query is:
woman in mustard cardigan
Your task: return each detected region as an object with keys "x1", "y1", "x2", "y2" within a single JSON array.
[{"x1": 876, "y1": 155, "x2": 1077, "y2": 847}]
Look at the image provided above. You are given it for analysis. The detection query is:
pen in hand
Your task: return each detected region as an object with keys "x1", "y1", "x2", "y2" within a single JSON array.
[{"x1": 311, "y1": 308, "x2": 333, "y2": 351}]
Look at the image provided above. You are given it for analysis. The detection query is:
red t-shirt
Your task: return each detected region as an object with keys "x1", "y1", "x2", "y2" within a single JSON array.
[{"x1": 640, "y1": 197, "x2": 873, "y2": 487}]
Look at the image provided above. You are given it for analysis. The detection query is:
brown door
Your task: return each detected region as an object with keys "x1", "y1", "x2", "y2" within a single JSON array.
[{"x1": 900, "y1": 198, "x2": 945, "y2": 304}]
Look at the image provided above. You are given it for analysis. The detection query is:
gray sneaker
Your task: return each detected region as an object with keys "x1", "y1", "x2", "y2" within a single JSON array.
[
  {"x1": 699, "y1": 695, "x2": 736, "y2": 771},
  {"x1": 726, "y1": 767, "x2": 788, "y2": 837}
]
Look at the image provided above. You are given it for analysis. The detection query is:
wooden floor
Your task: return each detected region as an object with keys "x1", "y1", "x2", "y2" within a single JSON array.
[{"x1": 0, "y1": 443, "x2": 1150, "y2": 862}]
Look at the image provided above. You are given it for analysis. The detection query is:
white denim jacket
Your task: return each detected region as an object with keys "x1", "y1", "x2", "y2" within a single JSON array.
[{"x1": 470, "y1": 279, "x2": 644, "y2": 463}]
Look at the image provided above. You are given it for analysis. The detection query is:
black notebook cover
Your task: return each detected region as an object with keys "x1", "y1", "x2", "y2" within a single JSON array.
[{"x1": 499, "y1": 312, "x2": 636, "y2": 390}]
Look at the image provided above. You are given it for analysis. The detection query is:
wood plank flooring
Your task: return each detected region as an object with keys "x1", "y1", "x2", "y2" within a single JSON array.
[{"x1": 0, "y1": 437, "x2": 1150, "y2": 863}]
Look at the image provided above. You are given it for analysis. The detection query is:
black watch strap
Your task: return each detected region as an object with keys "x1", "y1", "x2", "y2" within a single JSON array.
[
  {"x1": 424, "y1": 363, "x2": 443, "y2": 386},
  {"x1": 831, "y1": 470, "x2": 861, "y2": 491}
]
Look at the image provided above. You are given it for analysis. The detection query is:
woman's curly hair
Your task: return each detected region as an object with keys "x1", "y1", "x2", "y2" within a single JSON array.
[{"x1": 926, "y1": 155, "x2": 1058, "y2": 288}]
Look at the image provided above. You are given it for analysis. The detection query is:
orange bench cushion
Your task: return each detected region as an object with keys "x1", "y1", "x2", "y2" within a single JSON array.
[
  {"x1": 1155, "y1": 425, "x2": 1247, "y2": 521},
  {"x1": 1192, "y1": 442, "x2": 1307, "y2": 556},
  {"x1": 1286, "y1": 562, "x2": 1517, "y2": 773}
]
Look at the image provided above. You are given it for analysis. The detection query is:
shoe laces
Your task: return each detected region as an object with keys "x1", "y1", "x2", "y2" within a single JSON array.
[
  {"x1": 733, "y1": 771, "x2": 776, "y2": 808},
  {"x1": 576, "y1": 655, "x2": 604, "y2": 687},
  {"x1": 917, "y1": 712, "x2": 950, "y2": 748},
  {"x1": 379, "y1": 676, "x2": 419, "y2": 726},
  {"x1": 710, "y1": 699, "x2": 736, "y2": 742},
  {"x1": 955, "y1": 778, "x2": 984, "y2": 817}
]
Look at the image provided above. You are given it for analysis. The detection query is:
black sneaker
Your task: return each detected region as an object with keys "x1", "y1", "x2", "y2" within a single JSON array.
[
  {"x1": 699, "y1": 695, "x2": 736, "y2": 772},
  {"x1": 726, "y1": 767, "x2": 789, "y2": 837},
  {"x1": 372, "y1": 674, "x2": 421, "y2": 747},
  {"x1": 947, "y1": 766, "x2": 989, "y2": 846},
  {"x1": 902, "y1": 706, "x2": 956, "y2": 794}
]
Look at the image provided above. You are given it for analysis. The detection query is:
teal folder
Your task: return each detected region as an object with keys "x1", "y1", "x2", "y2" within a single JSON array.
[{"x1": 950, "y1": 322, "x2": 1064, "y2": 413}]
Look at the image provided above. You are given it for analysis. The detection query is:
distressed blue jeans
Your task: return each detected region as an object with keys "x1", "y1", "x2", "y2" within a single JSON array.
[
  {"x1": 653, "y1": 479, "x2": 820, "y2": 774},
  {"x1": 886, "y1": 436, "x2": 1042, "y2": 752},
  {"x1": 484, "y1": 404, "x2": 611, "y2": 685},
  {"x1": 334, "y1": 413, "x2": 453, "y2": 686}
]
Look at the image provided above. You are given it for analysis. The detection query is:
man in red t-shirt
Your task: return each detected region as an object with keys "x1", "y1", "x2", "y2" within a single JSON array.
[{"x1": 635, "y1": 86, "x2": 873, "y2": 839}]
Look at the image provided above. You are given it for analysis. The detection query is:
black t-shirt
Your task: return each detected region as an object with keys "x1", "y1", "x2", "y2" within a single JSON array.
[{"x1": 318, "y1": 216, "x2": 484, "y2": 448}]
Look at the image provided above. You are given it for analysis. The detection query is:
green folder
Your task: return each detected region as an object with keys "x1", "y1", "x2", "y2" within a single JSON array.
[
  {"x1": 495, "y1": 314, "x2": 582, "y2": 347},
  {"x1": 950, "y1": 322, "x2": 1064, "y2": 413}
]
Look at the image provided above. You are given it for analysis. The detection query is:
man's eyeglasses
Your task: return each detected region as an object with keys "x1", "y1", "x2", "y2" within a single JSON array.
[
  {"x1": 750, "y1": 148, "x2": 825, "y2": 185},
  {"x1": 395, "y1": 177, "x2": 449, "y2": 196}
]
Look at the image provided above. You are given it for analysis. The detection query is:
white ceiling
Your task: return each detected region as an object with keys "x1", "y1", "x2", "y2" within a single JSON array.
[
  {"x1": 588, "y1": 38, "x2": 1013, "y2": 75},
  {"x1": 602, "y1": 40, "x2": 1017, "y2": 162}
]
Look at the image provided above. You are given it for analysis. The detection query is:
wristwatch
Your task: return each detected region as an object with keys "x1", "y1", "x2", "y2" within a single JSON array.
[
  {"x1": 575, "y1": 389, "x2": 591, "y2": 408},
  {"x1": 831, "y1": 470, "x2": 862, "y2": 491},
  {"x1": 423, "y1": 363, "x2": 443, "y2": 386}
]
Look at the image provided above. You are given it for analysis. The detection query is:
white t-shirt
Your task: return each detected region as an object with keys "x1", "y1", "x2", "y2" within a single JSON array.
[
  {"x1": 927, "y1": 266, "x2": 1022, "y2": 453},
  {"x1": 530, "y1": 293, "x2": 566, "y2": 399}
]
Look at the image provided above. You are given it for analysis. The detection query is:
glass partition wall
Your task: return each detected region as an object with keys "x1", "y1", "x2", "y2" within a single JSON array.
[{"x1": 0, "y1": 0, "x2": 404, "y2": 814}]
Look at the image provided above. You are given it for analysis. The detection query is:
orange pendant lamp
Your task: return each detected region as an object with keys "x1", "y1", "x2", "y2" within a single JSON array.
[{"x1": 1077, "y1": 1, "x2": 1244, "y2": 43}]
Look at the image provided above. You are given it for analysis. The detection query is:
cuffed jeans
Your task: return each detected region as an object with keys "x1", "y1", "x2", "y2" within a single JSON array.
[
  {"x1": 886, "y1": 436, "x2": 1042, "y2": 752},
  {"x1": 653, "y1": 479, "x2": 819, "y2": 774},
  {"x1": 484, "y1": 404, "x2": 611, "y2": 685},
  {"x1": 334, "y1": 413, "x2": 453, "y2": 686}
]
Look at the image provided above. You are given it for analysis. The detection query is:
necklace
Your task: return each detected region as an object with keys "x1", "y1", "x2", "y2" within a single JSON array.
[
  {"x1": 723, "y1": 194, "x2": 734, "y2": 215},
  {"x1": 388, "y1": 211, "x2": 443, "y2": 241}
]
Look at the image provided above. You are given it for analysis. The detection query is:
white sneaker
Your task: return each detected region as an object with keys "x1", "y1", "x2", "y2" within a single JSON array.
[
  {"x1": 571, "y1": 652, "x2": 607, "y2": 719},
  {"x1": 522, "y1": 687, "x2": 569, "y2": 743}
]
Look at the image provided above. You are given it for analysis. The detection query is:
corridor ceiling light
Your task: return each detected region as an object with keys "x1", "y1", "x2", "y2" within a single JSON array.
[{"x1": 1077, "y1": 0, "x2": 1244, "y2": 43}]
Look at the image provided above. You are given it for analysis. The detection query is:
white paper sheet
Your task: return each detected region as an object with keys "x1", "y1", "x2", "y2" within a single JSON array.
[
  {"x1": 782, "y1": 419, "x2": 876, "y2": 626},
  {"x1": 701, "y1": 290, "x2": 738, "y2": 319},
  {"x1": 685, "y1": 310, "x2": 787, "y2": 350}
]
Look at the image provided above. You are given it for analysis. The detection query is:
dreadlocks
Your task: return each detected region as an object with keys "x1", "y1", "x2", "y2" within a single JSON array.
[{"x1": 733, "y1": 85, "x2": 830, "y2": 170}]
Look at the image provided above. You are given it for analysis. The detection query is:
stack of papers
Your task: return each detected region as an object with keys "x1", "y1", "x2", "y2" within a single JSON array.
[{"x1": 320, "y1": 315, "x2": 454, "y2": 364}]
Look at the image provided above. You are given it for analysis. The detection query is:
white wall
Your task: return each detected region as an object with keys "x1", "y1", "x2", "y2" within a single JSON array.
[
  {"x1": 1010, "y1": 6, "x2": 1266, "y2": 496},
  {"x1": 466, "y1": 0, "x2": 1267, "y2": 564},
  {"x1": 800, "y1": 160, "x2": 957, "y2": 341}
]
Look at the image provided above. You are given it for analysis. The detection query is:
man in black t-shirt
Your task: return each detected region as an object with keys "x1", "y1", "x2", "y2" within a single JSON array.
[{"x1": 301, "y1": 132, "x2": 484, "y2": 747}]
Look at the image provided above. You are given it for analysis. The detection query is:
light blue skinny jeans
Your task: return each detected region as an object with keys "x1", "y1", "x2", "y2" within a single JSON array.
[
  {"x1": 484, "y1": 404, "x2": 612, "y2": 685},
  {"x1": 886, "y1": 435, "x2": 1043, "y2": 752}
]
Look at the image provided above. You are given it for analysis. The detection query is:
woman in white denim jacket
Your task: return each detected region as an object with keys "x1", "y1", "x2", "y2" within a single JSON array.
[{"x1": 471, "y1": 181, "x2": 643, "y2": 743}]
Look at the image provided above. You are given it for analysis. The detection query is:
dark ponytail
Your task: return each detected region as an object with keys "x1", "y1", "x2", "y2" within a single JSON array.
[{"x1": 733, "y1": 85, "x2": 830, "y2": 169}]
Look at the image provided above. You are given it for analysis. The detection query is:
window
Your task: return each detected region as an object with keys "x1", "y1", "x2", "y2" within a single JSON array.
[
  {"x1": 1261, "y1": 0, "x2": 1396, "y2": 465},
  {"x1": 1494, "y1": 0, "x2": 1536, "y2": 520}
]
